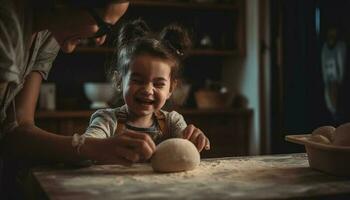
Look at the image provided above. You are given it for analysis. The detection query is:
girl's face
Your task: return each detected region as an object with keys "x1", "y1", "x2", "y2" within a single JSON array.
[{"x1": 122, "y1": 54, "x2": 173, "y2": 120}]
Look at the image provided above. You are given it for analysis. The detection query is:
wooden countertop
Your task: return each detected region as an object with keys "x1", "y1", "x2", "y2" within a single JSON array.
[{"x1": 31, "y1": 153, "x2": 350, "y2": 200}]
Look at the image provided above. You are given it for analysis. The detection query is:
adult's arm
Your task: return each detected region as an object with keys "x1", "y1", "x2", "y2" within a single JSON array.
[
  {"x1": 2, "y1": 72, "x2": 79, "y2": 161},
  {"x1": 2, "y1": 72, "x2": 155, "y2": 164}
]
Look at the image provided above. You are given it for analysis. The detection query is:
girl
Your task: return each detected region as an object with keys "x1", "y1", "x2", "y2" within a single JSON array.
[{"x1": 84, "y1": 19, "x2": 210, "y2": 154}]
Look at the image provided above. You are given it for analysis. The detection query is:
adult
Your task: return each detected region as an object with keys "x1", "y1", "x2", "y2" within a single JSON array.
[{"x1": 0, "y1": 0, "x2": 156, "y2": 198}]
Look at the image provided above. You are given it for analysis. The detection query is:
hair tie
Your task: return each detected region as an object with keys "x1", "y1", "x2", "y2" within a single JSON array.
[{"x1": 163, "y1": 40, "x2": 184, "y2": 57}]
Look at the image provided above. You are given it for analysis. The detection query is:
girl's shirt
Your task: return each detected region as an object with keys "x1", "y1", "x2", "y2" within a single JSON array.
[
  {"x1": 84, "y1": 105, "x2": 187, "y2": 144},
  {"x1": 125, "y1": 121, "x2": 162, "y2": 142}
]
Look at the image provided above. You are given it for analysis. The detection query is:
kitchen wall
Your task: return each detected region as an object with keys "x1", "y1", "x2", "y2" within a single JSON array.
[{"x1": 222, "y1": 0, "x2": 262, "y2": 155}]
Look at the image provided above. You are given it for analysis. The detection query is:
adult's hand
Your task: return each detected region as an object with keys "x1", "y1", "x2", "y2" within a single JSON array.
[{"x1": 81, "y1": 130, "x2": 156, "y2": 166}]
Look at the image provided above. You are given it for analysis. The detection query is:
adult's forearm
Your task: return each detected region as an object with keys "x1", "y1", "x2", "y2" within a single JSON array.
[
  {"x1": 2, "y1": 123, "x2": 158, "y2": 165},
  {"x1": 2, "y1": 124, "x2": 82, "y2": 162}
]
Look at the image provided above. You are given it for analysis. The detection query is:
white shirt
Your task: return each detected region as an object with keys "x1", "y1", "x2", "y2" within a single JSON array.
[
  {"x1": 84, "y1": 105, "x2": 188, "y2": 143},
  {"x1": 0, "y1": 0, "x2": 59, "y2": 137}
]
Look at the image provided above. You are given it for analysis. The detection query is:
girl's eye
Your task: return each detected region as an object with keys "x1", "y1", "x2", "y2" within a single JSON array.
[{"x1": 154, "y1": 82, "x2": 166, "y2": 88}]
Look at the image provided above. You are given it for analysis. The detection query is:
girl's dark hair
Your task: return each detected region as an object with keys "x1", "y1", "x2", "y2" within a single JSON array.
[{"x1": 107, "y1": 19, "x2": 191, "y2": 90}]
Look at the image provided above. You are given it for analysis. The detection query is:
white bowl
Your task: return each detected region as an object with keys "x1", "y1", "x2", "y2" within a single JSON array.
[
  {"x1": 286, "y1": 134, "x2": 350, "y2": 177},
  {"x1": 84, "y1": 82, "x2": 116, "y2": 109}
]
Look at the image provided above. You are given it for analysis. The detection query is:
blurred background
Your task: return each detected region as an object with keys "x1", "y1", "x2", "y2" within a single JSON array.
[{"x1": 36, "y1": 0, "x2": 350, "y2": 158}]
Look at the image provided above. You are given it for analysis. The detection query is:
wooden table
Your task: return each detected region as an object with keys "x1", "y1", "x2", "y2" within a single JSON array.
[{"x1": 30, "y1": 153, "x2": 350, "y2": 200}]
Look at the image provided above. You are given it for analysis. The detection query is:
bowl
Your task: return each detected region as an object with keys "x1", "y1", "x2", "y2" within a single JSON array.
[
  {"x1": 285, "y1": 134, "x2": 350, "y2": 177},
  {"x1": 83, "y1": 82, "x2": 116, "y2": 109}
]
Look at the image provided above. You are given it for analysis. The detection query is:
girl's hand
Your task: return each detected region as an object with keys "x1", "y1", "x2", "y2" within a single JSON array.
[{"x1": 182, "y1": 124, "x2": 210, "y2": 152}]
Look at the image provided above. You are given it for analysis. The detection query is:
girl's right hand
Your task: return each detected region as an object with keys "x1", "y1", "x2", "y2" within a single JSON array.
[{"x1": 81, "y1": 130, "x2": 156, "y2": 166}]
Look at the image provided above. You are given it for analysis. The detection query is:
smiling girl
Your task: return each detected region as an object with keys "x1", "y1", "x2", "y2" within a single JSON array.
[{"x1": 84, "y1": 19, "x2": 210, "y2": 153}]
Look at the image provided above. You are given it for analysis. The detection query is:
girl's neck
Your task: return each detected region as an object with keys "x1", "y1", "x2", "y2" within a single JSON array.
[{"x1": 127, "y1": 112, "x2": 154, "y2": 128}]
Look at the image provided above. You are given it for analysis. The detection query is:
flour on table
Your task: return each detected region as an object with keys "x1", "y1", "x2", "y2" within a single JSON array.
[{"x1": 62, "y1": 154, "x2": 308, "y2": 187}]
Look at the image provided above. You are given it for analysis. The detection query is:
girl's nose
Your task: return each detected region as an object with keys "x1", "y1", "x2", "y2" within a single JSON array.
[{"x1": 142, "y1": 83, "x2": 154, "y2": 95}]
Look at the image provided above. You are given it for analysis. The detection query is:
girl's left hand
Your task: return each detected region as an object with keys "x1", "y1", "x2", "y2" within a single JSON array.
[{"x1": 182, "y1": 124, "x2": 210, "y2": 152}]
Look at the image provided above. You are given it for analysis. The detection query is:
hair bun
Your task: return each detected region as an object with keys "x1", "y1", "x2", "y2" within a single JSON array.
[
  {"x1": 159, "y1": 24, "x2": 192, "y2": 58},
  {"x1": 118, "y1": 18, "x2": 150, "y2": 48}
]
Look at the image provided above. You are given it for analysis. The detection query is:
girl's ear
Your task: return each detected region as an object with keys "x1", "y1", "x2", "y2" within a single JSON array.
[
  {"x1": 167, "y1": 80, "x2": 178, "y2": 99},
  {"x1": 166, "y1": 91, "x2": 172, "y2": 99}
]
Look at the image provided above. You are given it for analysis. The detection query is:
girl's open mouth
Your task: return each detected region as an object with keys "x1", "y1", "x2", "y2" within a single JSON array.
[{"x1": 135, "y1": 97, "x2": 154, "y2": 105}]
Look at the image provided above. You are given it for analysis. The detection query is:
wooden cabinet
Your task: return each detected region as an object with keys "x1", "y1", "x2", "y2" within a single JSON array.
[
  {"x1": 76, "y1": 0, "x2": 245, "y2": 56},
  {"x1": 39, "y1": 1, "x2": 250, "y2": 158},
  {"x1": 126, "y1": 0, "x2": 245, "y2": 56},
  {"x1": 35, "y1": 108, "x2": 252, "y2": 158},
  {"x1": 182, "y1": 108, "x2": 252, "y2": 158},
  {"x1": 35, "y1": 111, "x2": 92, "y2": 136},
  {"x1": 48, "y1": 0, "x2": 245, "y2": 110}
]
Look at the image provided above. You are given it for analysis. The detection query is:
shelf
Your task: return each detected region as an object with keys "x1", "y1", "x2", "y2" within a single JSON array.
[
  {"x1": 72, "y1": 0, "x2": 245, "y2": 57},
  {"x1": 130, "y1": 0, "x2": 240, "y2": 11},
  {"x1": 189, "y1": 49, "x2": 239, "y2": 57},
  {"x1": 74, "y1": 47, "x2": 239, "y2": 57},
  {"x1": 35, "y1": 110, "x2": 94, "y2": 119},
  {"x1": 35, "y1": 108, "x2": 252, "y2": 119}
]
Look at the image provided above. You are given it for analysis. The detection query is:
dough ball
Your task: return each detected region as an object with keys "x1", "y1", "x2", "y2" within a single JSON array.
[
  {"x1": 311, "y1": 125, "x2": 335, "y2": 142},
  {"x1": 333, "y1": 122, "x2": 350, "y2": 146},
  {"x1": 151, "y1": 138, "x2": 200, "y2": 173},
  {"x1": 309, "y1": 134, "x2": 331, "y2": 144}
]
